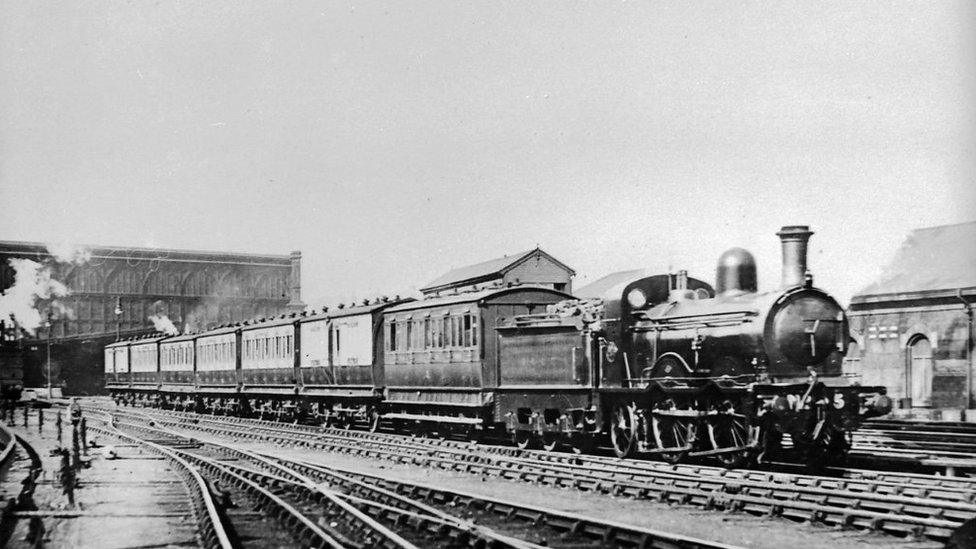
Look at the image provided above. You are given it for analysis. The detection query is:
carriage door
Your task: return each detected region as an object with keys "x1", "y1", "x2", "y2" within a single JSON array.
[{"x1": 908, "y1": 336, "x2": 933, "y2": 407}]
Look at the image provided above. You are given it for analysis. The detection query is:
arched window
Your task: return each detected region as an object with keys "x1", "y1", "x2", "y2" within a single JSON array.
[
  {"x1": 106, "y1": 269, "x2": 145, "y2": 294},
  {"x1": 907, "y1": 335, "x2": 933, "y2": 407},
  {"x1": 184, "y1": 271, "x2": 216, "y2": 296},
  {"x1": 146, "y1": 270, "x2": 182, "y2": 295}
]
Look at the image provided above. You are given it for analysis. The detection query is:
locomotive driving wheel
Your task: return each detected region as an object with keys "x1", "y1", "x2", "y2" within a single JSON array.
[
  {"x1": 610, "y1": 403, "x2": 638, "y2": 458},
  {"x1": 651, "y1": 400, "x2": 696, "y2": 464},
  {"x1": 706, "y1": 400, "x2": 754, "y2": 468}
]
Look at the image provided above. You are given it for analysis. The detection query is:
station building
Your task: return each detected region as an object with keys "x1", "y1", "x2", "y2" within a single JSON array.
[
  {"x1": 420, "y1": 247, "x2": 575, "y2": 297},
  {"x1": 0, "y1": 241, "x2": 304, "y2": 395},
  {"x1": 846, "y1": 221, "x2": 975, "y2": 420}
]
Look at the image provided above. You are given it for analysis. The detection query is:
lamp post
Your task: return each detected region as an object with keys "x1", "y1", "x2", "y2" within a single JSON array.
[
  {"x1": 114, "y1": 297, "x2": 122, "y2": 341},
  {"x1": 45, "y1": 311, "x2": 52, "y2": 395}
]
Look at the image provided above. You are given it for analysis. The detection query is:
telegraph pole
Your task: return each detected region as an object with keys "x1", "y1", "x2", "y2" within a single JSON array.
[
  {"x1": 45, "y1": 311, "x2": 52, "y2": 395},
  {"x1": 115, "y1": 297, "x2": 122, "y2": 341}
]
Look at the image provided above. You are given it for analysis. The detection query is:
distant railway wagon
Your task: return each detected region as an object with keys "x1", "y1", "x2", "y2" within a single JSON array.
[{"x1": 108, "y1": 226, "x2": 892, "y2": 468}]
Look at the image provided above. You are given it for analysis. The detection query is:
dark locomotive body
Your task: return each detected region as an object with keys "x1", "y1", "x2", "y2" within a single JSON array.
[{"x1": 496, "y1": 226, "x2": 890, "y2": 466}]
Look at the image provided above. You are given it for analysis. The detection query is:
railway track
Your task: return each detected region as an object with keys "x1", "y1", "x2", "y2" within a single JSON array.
[
  {"x1": 0, "y1": 422, "x2": 44, "y2": 547},
  {"x1": 97, "y1": 404, "x2": 975, "y2": 542},
  {"x1": 83, "y1": 421, "x2": 235, "y2": 548},
  {"x1": 88, "y1": 408, "x2": 735, "y2": 549}
]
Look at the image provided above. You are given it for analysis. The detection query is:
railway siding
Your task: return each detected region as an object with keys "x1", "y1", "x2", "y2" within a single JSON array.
[{"x1": 108, "y1": 404, "x2": 969, "y2": 543}]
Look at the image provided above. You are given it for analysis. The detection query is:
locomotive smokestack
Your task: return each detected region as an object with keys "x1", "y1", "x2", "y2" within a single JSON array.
[{"x1": 776, "y1": 225, "x2": 814, "y2": 288}]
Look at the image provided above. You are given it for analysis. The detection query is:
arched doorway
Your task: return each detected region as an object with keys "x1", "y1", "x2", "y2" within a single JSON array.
[{"x1": 907, "y1": 336, "x2": 933, "y2": 407}]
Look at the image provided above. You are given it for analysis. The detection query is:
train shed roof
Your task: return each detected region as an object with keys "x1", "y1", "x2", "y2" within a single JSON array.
[{"x1": 852, "y1": 221, "x2": 976, "y2": 304}]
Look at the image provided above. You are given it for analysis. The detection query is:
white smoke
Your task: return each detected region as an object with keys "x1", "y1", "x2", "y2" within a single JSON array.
[
  {"x1": 0, "y1": 258, "x2": 71, "y2": 335},
  {"x1": 46, "y1": 241, "x2": 92, "y2": 265},
  {"x1": 148, "y1": 314, "x2": 179, "y2": 336}
]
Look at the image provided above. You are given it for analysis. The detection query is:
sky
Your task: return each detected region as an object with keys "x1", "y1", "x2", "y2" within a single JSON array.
[{"x1": 1, "y1": 2, "x2": 974, "y2": 307}]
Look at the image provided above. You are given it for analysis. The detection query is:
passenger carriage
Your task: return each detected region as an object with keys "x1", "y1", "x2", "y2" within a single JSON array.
[
  {"x1": 103, "y1": 341, "x2": 120, "y2": 393},
  {"x1": 195, "y1": 325, "x2": 240, "y2": 414},
  {"x1": 127, "y1": 335, "x2": 167, "y2": 405},
  {"x1": 298, "y1": 299, "x2": 406, "y2": 428},
  {"x1": 239, "y1": 316, "x2": 299, "y2": 419},
  {"x1": 158, "y1": 333, "x2": 197, "y2": 410},
  {"x1": 379, "y1": 285, "x2": 570, "y2": 437}
]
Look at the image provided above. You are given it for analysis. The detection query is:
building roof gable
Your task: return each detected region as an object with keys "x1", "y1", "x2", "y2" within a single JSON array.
[
  {"x1": 420, "y1": 248, "x2": 574, "y2": 293},
  {"x1": 853, "y1": 221, "x2": 976, "y2": 301}
]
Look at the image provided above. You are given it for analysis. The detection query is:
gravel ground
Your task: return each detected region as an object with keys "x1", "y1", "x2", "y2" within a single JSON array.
[
  {"x1": 175, "y1": 426, "x2": 945, "y2": 549},
  {"x1": 3, "y1": 411, "x2": 199, "y2": 548}
]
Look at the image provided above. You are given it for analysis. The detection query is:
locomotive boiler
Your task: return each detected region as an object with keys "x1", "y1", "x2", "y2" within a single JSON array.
[{"x1": 499, "y1": 226, "x2": 891, "y2": 467}]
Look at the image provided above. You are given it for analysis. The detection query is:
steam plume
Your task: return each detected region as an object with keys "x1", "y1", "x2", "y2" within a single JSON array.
[
  {"x1": 46, "y1": 241, "x2": 92, "y2": 265},
  {"x1": 148, "y1": 314, "x2": 179, "y2": 336},
  {"x1": 0, "y1": 258, "x2": 71, "y2": 335}
]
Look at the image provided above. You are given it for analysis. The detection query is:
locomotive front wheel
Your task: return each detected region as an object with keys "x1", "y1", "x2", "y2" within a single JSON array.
[{"x1": 610, "y1": 404, "x2": 637, "y2": 459}]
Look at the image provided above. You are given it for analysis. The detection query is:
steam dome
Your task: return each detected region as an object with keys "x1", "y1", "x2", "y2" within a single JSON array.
[{"x1": 715, "y1": 247, "x2": 757, "y2": 294}]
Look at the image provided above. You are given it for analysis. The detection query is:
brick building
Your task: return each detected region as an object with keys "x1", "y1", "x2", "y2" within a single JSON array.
[
  {"x1": 846, "y1": 222, "x2": 975, "y2": 419},
  {"x1": 420, "y1": 248, "x2": 574, "y2": 297},
  {"x1": 0, "y1": 241, "x2": 304, "y2": 394}
]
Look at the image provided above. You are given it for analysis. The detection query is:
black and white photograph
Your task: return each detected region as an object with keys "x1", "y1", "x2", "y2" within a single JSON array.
[{"x1": 1, "y1": 2, "x2": 974, "y2": 548}]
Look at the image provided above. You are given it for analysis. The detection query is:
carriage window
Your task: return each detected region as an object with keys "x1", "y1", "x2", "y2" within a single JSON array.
[
  {"x1": 335, "y1": 327, "x2": 341, "y2": 353},
  {"x1": 387, "y1": 322, "x2": 395, "y2": 352}
]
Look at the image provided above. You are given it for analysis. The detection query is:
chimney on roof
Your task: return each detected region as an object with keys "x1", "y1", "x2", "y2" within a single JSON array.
[{"x1": 776, "y1": 226, "x2": 814, "y2": 288}]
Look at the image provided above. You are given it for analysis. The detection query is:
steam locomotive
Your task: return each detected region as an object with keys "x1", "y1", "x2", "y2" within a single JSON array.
[{"x1": 105, "y1": 226, "x2": 890, "y2": 468}]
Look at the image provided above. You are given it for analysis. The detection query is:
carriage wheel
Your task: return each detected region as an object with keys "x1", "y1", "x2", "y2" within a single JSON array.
[
  {"x1": 569, "y1": 433, "x2": 595, "y2": 454},
  {"x1": 367, "y1": 406, "x2": 381, "y2": 433},
  {"x1": 610, "y1": 404, "x2": 637, "y2": 459},
  {"x1": 338, "y1": 413, "x2": 355, "y2": 430},
  {"x1": 651, "y1": 402, "x2": 695, "y2": 464},
  {"x1": 706, "y1": 404, "x2": 754, "y2": 468},
  {"x1": 513, "y1": 430, "x2": 537, "y2": 450},
  {"x1": 541, "y1": 431, "x2": 562, "y2": 452}
]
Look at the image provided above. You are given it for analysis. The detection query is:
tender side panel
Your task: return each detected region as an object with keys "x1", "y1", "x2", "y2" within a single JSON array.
[{"x1": 498, "y1": 328, "x2": 590, "y2": 387}]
